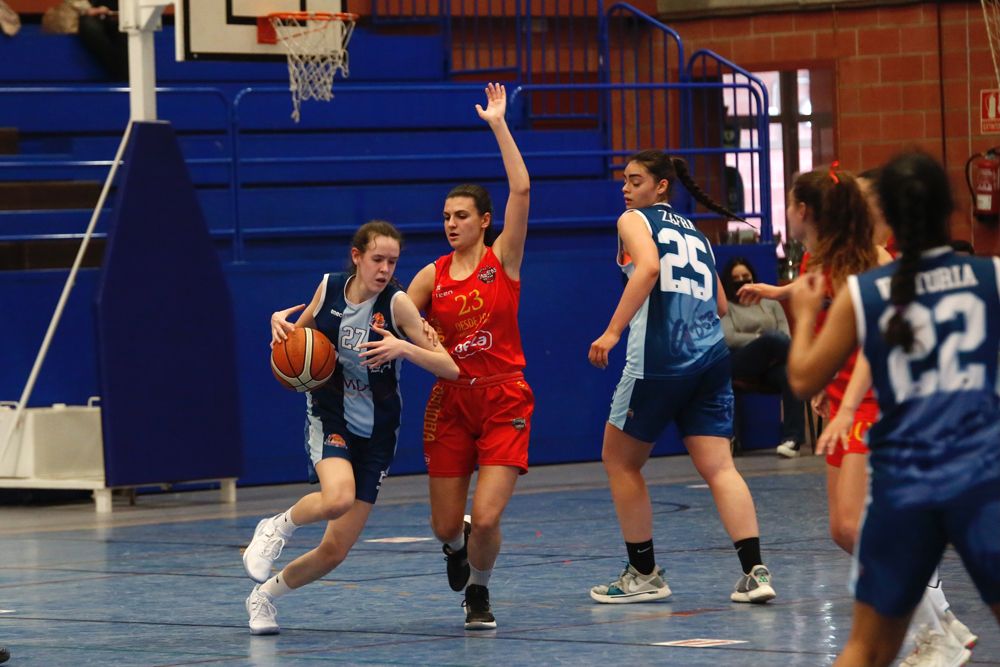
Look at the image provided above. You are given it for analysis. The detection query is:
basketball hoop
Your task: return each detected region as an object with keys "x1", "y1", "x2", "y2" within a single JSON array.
[
  {"x1": 257, "y1": 12, "x2": 358, "y2": 122},
  {"x1": 983, "y1": 0, "x2": 1000, "y2": 90}
]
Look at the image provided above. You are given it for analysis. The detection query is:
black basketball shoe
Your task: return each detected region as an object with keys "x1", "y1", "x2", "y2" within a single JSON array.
[
  {"x1": 442, "y1": 515, "x2": 472, "y2": 591},
  {"x1": 463, "y1": 584, "x2": 497, "y2": 630}
]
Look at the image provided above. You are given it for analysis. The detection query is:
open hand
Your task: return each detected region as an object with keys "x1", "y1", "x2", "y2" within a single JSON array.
[
  {"x1": 270, "y1": 304, "x2": 305, "y2": 347},
  {"x1": 359, "y1": 326, "x2": 406, "y2": 368},
  {"x1": 475, "y1": 82, "x2": 507, "y2": 125}
]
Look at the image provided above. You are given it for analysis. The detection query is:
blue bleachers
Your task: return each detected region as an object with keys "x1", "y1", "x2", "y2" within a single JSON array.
[{"x1": 0, "y1": 24, "x2": 445, "y2": 84}]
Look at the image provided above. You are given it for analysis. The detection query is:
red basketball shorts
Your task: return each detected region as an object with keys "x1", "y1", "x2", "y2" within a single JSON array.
[{"x1": 422, "y1": 372, "x2": 533, "y2": 477}]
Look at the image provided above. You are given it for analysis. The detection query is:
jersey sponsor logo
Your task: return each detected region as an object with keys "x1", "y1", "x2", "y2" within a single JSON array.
[
  {"x1": 325, "y1": 433, "x2": 347, "y2": 449},
  {"x1": 434, "y1": 284, "x2": 455, "y2": 298},
  {"x1": 344, "y1": 377, "x2": 370, "y2": 392},
  {"x1": 370, "y1": 312, "x2": 386, "y2": 329},
  {"x1": 669, "y1": 311, "x2": 718, "y2": 356},
  {"x1": 330, "y1": 309, "x2": 343, "y2": 317},
  {"x1": 477, "y1": 266, "x2": 497, "y2": 284},
  {"x1": 511, "y1": 417, "x2": 526, "y2": 431},
  {"x1": 453, "y1": 330, "x2": 493, "y2": 358}
]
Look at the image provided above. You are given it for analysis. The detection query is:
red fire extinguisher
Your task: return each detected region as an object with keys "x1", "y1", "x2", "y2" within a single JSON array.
[{"x1": 966, "y1": 148, "x2": 1000, "y2": 225}]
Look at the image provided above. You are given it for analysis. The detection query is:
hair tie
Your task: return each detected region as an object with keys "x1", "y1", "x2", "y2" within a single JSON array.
[{"x1": 829, "y1": 160, "x2": 840, "y2": 185}]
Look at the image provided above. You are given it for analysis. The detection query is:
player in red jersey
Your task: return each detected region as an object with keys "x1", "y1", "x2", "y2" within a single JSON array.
[{"x1": 407, "y1": 83, "x2": 532, "y2": 631}]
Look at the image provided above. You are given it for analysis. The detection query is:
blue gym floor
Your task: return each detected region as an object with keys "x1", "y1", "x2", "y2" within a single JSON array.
[{"x1": 0, "y1": 454, "x2": 997, "y2": 666}]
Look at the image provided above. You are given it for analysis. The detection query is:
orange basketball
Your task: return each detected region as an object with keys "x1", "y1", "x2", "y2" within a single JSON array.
[{"x1": 270, "y1": 327, "x2": 337, "y2": 392}]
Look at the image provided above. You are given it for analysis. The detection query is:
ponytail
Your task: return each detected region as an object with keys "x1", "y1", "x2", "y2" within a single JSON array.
[
  {"x1": 670, "y1": 157, "x2": 746, "y2": 223},
  {"x1": 792, "y1": 166, "x2": 877, "y2": 290},
  {"x1": 627, "y1": 150, "x2": 745, "y2": 223},
  {"x1": 877, "y1": 151, "x2": 953, "y2": 351}
]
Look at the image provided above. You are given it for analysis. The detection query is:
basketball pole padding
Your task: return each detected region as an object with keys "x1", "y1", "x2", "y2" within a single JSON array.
[{"x1": 95, "y1": 121, "x2": 243, "y2": 487}]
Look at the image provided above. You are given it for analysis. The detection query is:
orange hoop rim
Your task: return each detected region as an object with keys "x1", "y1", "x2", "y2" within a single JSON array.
[{"x1": 266, "y1": 11, "x2": 359, "y2": 22}]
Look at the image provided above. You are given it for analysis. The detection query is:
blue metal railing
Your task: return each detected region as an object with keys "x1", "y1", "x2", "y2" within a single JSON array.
[{"x1": 687, "y1": 50, "x2": 772, "y2": 241}]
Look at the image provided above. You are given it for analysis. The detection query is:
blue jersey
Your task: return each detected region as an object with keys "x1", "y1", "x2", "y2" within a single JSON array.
[
  {"x1": 849, "y1": 248, "x2": 1000, "y2": 506},
  {"x1": 619, "y1": 203, "x2": 727, "y2": 378},
  {"x1": 309, "y1": 272, "x2": 404, "y2": 440}
]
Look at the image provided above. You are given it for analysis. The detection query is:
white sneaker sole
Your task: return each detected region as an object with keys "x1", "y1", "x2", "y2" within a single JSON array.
[
  {"x1": 731, "y1": 584, "x2": 776, "y2": 603},
  {"x1": 590, "y1": 586, "x2": 672, "y2": 604},
  {"x1": 464, "y1": 619, "x2": 498, "y2": 630},
  {"x1": 243, "y1": 518, "x2": 276, "y2": 583},
  {"x1": 950, "y1": 623, "x2": 978, "y2": 649},
  {"x1": 249, "y1": 624, "x2": 280, "y2": 636}
]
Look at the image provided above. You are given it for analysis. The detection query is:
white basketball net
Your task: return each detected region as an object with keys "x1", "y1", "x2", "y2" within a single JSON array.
[
  {"x1": 984, "y1": 0, "x2": 1000, "y2": 91},
  {"x1": 269, "y1": 13, "x2": 355, "y2": 122}
]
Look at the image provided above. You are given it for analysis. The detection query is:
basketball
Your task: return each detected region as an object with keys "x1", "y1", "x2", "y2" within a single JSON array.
[{"x1": 270, "y1": 327, "x2": 337, "y2": 392}]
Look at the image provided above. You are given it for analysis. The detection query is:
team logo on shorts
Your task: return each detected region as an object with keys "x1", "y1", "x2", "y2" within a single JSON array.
[
  {"x1": 370, "y1": 312, "x2": 386, "y2": 329},
  {"x1": 477, "y1": 266, "x2": 497, "y2": 284},
  {"x1": 512, "y1": 417, "x2": 526, "y2": 431},
  {"x1": 325, "y1": 433, "x2": 347, "y2": 449}
]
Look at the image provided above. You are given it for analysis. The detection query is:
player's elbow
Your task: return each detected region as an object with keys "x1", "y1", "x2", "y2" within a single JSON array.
[
  {"x1": 510, "y1": 181, "x2": 530, "y2": 198},
  {"x1": 787, "y1": 370, "x2": 817, "y2": 401}
]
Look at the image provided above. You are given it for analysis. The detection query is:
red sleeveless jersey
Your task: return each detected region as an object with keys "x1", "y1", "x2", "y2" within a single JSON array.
[
  {"x1": 800, "y1": 251, "x2": 876, "y2": 406},
  {"x1": 427, "y1": 247, "x2": 526, "y2": 378}
]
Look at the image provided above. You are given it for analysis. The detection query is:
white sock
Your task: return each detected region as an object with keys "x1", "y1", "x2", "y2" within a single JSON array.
[
  {"x1": 445, "y1": 531, "x2": 466, "y2": 552},
  {"x1": 260, "y1": 572, "x2": 294, "y2": 599},
  {"x1": 925, "y1": 569, "x2": 950, "y2": 617},
  {"x1": 276, "y1": 508, "x2": 299, "y2": 538},
  {"x1": 469, "y1": 565, "x2": 492, "y2": 588}
]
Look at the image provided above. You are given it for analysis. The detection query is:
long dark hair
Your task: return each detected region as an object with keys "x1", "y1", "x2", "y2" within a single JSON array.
[
  {"x1": 446, "y1": 183, "x2": 497, "y2": 246},
  {"x1": 720, "y1": 256, "x2": 759, "y2": 301},
  {"x1": 627, "y1": 150, "x2": 745, "y2": 222},
  {"x1": 347, "y1": 220, "x2": 405, "y2": 288},
  {"x1": 878, "y1": 151, "x2": 953, "y2": 351},
  {"x1": 792, "y1": 165, "x2": 878, "y2": 290}
]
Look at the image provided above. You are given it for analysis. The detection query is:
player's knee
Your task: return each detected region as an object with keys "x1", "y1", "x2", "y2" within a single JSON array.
[
  {"x1": 319, "y1": 492, "x2": 354, "y2": 521},
  {"x1": 470, "y1": 511, "x2": 501, "y2": 536},
  {"x1": 430, "y1": 514, "x2": 464, "y2": 542}
]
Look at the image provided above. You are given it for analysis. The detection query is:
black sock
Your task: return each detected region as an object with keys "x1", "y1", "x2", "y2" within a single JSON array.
[
  {"x1": 734, "y1": 537, "x2": 762, "y2": 574},
  {"x1": 626, "y1": 539, "x2": 656, "y2": 575}
]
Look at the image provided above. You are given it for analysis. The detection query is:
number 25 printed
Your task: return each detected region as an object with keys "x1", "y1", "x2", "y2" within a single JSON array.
[{"x1": 657, "y1": 227, "x2": 713, "y2": 301}]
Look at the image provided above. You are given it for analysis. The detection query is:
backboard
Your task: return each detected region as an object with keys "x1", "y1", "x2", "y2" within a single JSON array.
[{"x1": 175, "y1": 0, "x2": 345, "y2": 61}]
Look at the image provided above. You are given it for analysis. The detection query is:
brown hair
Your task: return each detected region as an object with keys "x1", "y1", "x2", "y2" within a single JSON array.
[
  {"x1": 347, "y1": 220, "x2": 405, "y2": 286},
  {"x1": 446, "y1": 183, "x2": 496, "y2": 245},
  {"x1": 792, "y1": 165, "x2": 878, "y2": 290}
]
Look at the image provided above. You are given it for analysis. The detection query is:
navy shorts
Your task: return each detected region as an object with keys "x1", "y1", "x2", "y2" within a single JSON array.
[
  {"x1": 304, "y1": 409, "x2": 397, "y2": 505},
  {"x1": 608, "y1": 355, "x2": 734, "y2": 442},
  {"x1": 854, "y1": 487, "x2": 1000, "y2": 616}
]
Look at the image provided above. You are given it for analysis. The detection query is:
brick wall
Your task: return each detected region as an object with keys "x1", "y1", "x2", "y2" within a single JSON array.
[{"x1": 668, "y1": 1, "x2": 999, "y2": 254}]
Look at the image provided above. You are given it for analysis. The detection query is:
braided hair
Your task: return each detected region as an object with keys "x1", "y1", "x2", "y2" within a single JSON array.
[
  {"x1": 627, "y1": 150, "x2": 746, "y2": 223},
  {"x1": 792, "y1": 165, "x2": 878, "y2": 291},
  {"x1": 878, "y1": 151, "x2": 953, "y2": 351}
]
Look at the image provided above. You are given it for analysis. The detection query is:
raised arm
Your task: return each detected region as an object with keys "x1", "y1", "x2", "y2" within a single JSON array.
[
  {"x1": 478, "y1": 83, "x2": 530, "y2": 279},
  {"x1": 588, "y1": 211, "x2": 659, "y2": 369},
  {"x1": 359, "y1": 294, "x2": 459, "y2": 380}
]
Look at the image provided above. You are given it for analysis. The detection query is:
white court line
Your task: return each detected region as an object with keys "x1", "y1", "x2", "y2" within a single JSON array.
[
  {"x1": 653, "y1": 638, "x2": 748, "y2": 647},
  {"x1": 0, "y1": 610, "x2": 15, "y2": 614},
  {"x1": 686, "y1": 484, "x2": 709, "y2": 488},
  {"x1": 364, "y1": 537, "x2": 435, "y2": 544}
]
